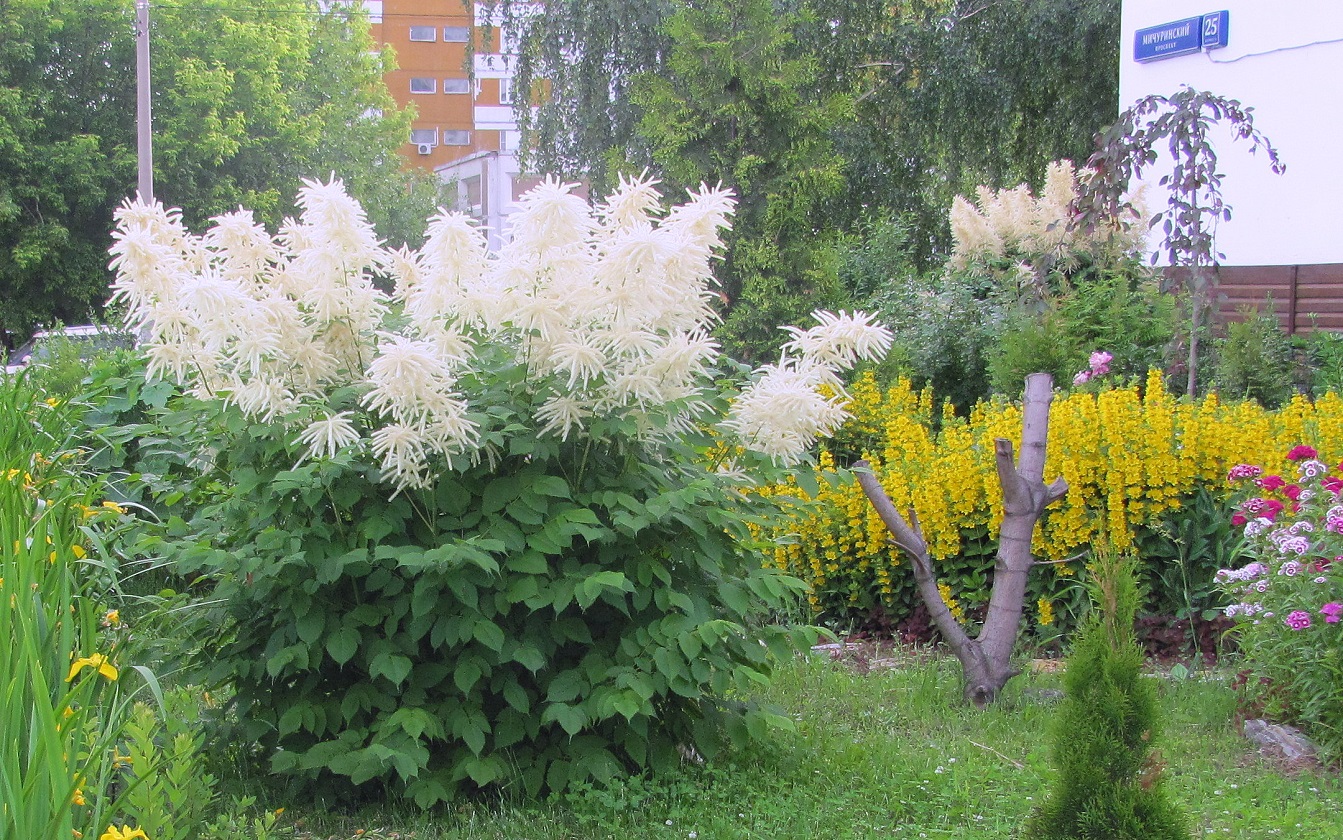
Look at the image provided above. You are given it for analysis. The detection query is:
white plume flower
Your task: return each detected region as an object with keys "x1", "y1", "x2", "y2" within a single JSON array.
[
  {"x1": 109, "y1": 175, "x2": 893, "y2": 493},
  {"x1": 780, "y1": 310, "x2": 894, "y2": 372},
  {"x1": 297, "y1": 412, "x2": 362, "y2": 461}
]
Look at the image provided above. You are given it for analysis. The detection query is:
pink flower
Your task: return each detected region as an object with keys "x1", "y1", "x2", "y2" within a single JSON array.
[
  {"x1": 1263, "y1": 499, "x2": 1285, "y2": 520},
  {"x1": 1089, "y1": 351, "x2": 1113, "y2": 370},
  {"x1": 1287, "y1": 445, "x2": 1318, "y2": 461},
  {"x1": 1285, "y1": 610, "x2": 1312, "y2": 630},
  {"x1": 1284, "y1": 484, "x2": 1303, "y2": 501},
  {"x1": 1228, "y1": 464, "x2": 1263, "y2": 481},
  {"x1": 1321, "y1": 603, "x2": 1343, "y2": 624},
  {"x1": 1257, "y1": 475, "x2": 1286, "y2": 491},
  {"x1": 1322, "y1": 476, "x2": 1343, "y2": 495},
  {"x1": 1072, "y1": 369, "x2": 1091, "y2": 386},
  {"x1": 1231, "y1": 512, "x2": 1247, "y2": 527}
]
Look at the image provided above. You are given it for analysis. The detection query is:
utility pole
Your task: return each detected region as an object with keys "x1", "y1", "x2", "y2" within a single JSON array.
[{"x1": 136, "y1": 0, "x2": 153, "y2": 202}]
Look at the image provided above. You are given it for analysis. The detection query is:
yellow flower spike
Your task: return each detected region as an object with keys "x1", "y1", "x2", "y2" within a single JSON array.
[
  {"x1": 103, "y1": 609, "x2": 121, "y2": 627},
  {"x1": 100, "y1": 826, "x2": 149, "y2": 840},
  {"x1": 67, "y1": 653, "x2": 119, "y2": 682},
  {"x1": 1037, "y1": 598, "x2": 1055, "y2": 627},
  {"x1": 73, "y1": 788, "x2": 86, "y2": 806}
]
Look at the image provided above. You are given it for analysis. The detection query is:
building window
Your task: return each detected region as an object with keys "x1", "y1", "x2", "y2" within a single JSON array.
[
  {"x1": 408, "y1": 25, "x2": 436, "y2": 42},
  {"x1": 443, "y1": 26, "x2": 470, "y2": 42},
  {"x1": 409, "y1": 77, "x2": 435, "y2": 94},
  {"x1": 410, "y1": 128, "x2": 437, "y2": 146},
  {"x1": 442, "y1": 130, "x2": 472, "y2": 145},
  {"x1": 498, "y1": 78, "x2": 514, "y2": 105},
  {"x1": 443, "y1": 78, "x2": 471, "y2": 94}
]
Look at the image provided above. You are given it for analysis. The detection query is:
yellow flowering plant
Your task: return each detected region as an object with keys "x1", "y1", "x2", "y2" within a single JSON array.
[
  {"x1": 1, "y1": 380, "x2": 161, "y2": 840},
  {"x1": 768, "y1": 371, "x2": 1343, "y2": 637}
]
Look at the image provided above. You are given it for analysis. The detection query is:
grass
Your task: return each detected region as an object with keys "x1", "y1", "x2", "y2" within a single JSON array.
[{"x1": 268, "y1": 650, "x2": 1340, "y2": 840}]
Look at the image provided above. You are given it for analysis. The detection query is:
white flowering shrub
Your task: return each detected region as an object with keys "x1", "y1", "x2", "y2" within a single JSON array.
[
  {"x1": 948, "y1": 160, "x2": 1148, "y2": 278},
  {"x1": 108, "y1": 177, "x2": 889, "y2": 804},
  {"x1": 936, "y1": 161, "x2": 1173, "y2": 398}
]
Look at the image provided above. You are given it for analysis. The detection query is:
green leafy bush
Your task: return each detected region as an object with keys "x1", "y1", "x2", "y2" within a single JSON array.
[
  {"x1": 173, "y1": 391, "x2": 819, "y2": 805},
  {"x1": 118, "y1": 691, "x2": 219, "y2": 840},
  {"x1": 874, "y1": 269, "x2": 1002, "y2": 414},
  {"x1": 944, "y1": 160, "x2": 1178, "y2": 400},
  {"x1": 1212, "y1": 307, "x2": 1297, "y2": 408},
  {"x1": 1301, "y1": 328, "x2": 1343, "y2": 397},
  {"x1": 987, "y1": 304, "x2": 1079, "y2": 396},
  {"x1": 109, "y1": 177, "x2": 890, "y2": 805}
]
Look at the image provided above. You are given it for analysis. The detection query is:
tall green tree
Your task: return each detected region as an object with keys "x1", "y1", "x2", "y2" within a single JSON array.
[
  {"x1": 804, "y1": 0, "x2": 1121, "y2": 266},
  {"x1": 483, "y1": 0, "x2": 672, "y2": 198},
  {"x1": 0, "y1": 0, "x2": 136, "y2": 344},
  {"x1": 0, "y1": 0, "x2": 442, "y2": 348},
  {"x1": 631, "y1": 0, "x2": 854, "y2": 359},
  {"x1": 494, "y1": 0, "x2": 1120, "y2": 271},
  {"x1": 151, "y1": 1, "x2": 443, "y2": 241}
]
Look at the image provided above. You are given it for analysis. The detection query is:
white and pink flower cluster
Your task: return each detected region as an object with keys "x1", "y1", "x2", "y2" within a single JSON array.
[
  {"x1": 1216, "y1": 446, "x2": 1343, "y2": 632},
  {"x1": 109, "y1": 176, "x2": 892, "y2": 489}
]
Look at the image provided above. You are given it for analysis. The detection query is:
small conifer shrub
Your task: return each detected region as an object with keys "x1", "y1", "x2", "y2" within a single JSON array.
[{"x1": 1026, "y1": 548, "x2": 1188, "y2": 840}]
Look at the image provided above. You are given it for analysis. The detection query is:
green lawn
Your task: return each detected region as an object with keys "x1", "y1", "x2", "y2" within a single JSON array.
[{"x1": 274, "y1": 651, "x2": 1340, "y2": 839}]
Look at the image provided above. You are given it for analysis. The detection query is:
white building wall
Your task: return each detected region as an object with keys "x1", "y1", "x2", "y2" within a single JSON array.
[{"x1": 1120, "y1": 1, "x2": 1343, "y2": 266}]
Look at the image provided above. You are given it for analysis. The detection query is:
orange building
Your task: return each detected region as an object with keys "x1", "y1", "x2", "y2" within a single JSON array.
[{"x1": 362, "y1": 0, "x2": 531, "y2": 245}]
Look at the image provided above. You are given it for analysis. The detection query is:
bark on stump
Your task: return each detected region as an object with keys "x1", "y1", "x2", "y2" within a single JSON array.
[{"x1": 856, "y1": 372, "x2": 1067, "y2": 706}]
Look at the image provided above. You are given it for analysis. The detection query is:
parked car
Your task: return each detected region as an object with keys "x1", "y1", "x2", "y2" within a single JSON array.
[{"x1": 4, "y1": 325, "x2": 136, "y2": 375}]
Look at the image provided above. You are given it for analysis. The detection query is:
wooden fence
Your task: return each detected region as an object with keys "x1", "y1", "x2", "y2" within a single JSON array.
[{"x1": 1212, "y1": 264, "x2": 1343, "y2": 334}]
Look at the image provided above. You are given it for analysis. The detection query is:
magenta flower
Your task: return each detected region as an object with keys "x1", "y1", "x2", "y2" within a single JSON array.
[
  {"x1": 1285, "y1": 610, "x2": 1313, "y2": 630},
  {"x1": 1228, "y1": 464, "x2": 1263, "y2": 481},
  {"x1": 1321, "y1": 603, "x2": 1343, "y2": 624},
  {"x1": 1287, "y1": 445, "x2": 1319, "y2": 461},
  {"x1": 1257, "y1": 475, "x2": 1286, "y2": 491}
]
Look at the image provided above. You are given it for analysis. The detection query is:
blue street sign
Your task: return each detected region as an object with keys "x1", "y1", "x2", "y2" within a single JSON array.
[
  {"x1": 1134, "y1": 11, "x2": 1230, "y2": 63},
  {"x1": 1135, "y1": 16, "x2": 1203, "y2": 62},
  {"x1": 1201, "y1": 10, "x2": 1230, "y2": 51}
]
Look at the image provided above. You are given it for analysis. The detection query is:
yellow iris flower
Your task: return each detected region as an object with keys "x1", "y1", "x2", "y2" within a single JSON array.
[
  {"x1": 67, "y1": 653, "x2": 118, "y2": 682},
  {"x1": 100, "y1": 826, "x2": 149, "y2": 840}
]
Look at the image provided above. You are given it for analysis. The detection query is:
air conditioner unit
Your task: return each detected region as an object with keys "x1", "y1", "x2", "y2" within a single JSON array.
[{"x1": 416, "y1": 143, "x2": 434, "y2": 155}]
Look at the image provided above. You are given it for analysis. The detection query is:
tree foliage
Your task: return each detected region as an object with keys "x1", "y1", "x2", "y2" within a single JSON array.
[
  {"x1": 493, "y1": 0, "x2": 1121, "y2": 271},
  {"x1": 630, "y1": 0, "x2": 854, "y2": 359},
  {"x1": 483, "y1": 0, "x2": 672, "y2": 199},
  {"x1": 0, "y1": 0, "x2": 137, "y2": 345},
  {"x1": 0, "y1": 0, "x2": 443, "y2": 347},
  {"x1": 807, "y1": 0, "x2": 1121, "y2": 265}
]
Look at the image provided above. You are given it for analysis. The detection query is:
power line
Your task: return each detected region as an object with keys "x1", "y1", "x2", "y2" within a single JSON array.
[{"x1": 149, "y1": 2, "x2": 481, "y2": 21}]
